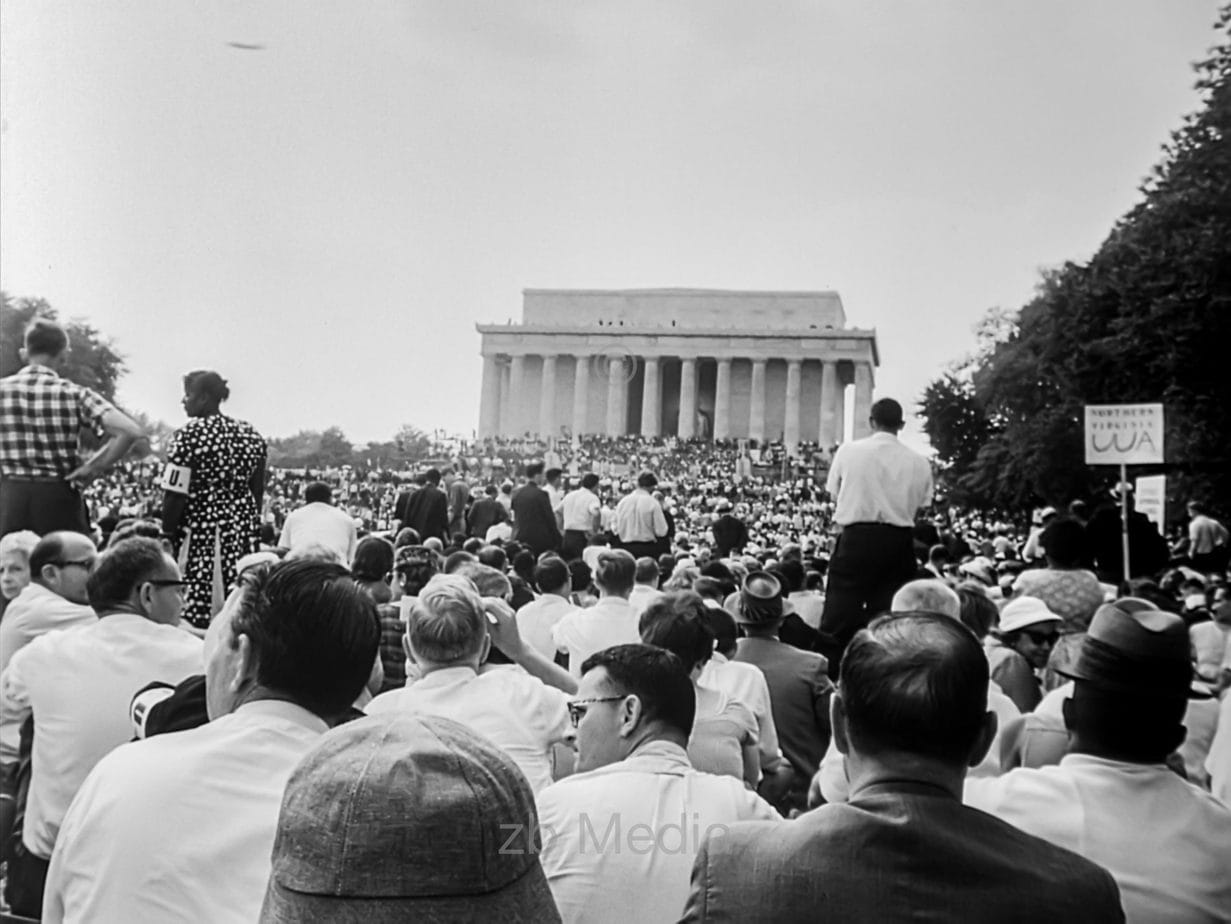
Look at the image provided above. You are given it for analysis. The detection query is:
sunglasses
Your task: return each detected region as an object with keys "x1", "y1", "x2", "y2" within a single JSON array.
[
  {"x1": 567, "y1": 696, "x2": 624, "y2": 727},
  {"x1": 1023, "y1": 629, "x2": 1060, "y2": 646}
]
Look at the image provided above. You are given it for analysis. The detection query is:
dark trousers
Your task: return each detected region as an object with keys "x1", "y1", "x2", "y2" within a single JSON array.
[
  {"x1": 618, "y1": 540, "x2": 660, "y2": 561},
  {"x1": 4, "y1": 843, "x2": 49, "y2": 918},
  {"x1": 819, "y1": 524, "x2": 917, "y2": 678},
  {"x1": 560, "y1": 530, "x2": 589, "y2": 562},
  {"x1": 0, "y1": 478, "x2": 89, "y2": 537}
]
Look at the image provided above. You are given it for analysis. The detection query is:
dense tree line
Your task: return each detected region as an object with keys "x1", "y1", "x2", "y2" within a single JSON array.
[{"x1": 920, "y1": 5, "x2": 1231, "y2": 519}]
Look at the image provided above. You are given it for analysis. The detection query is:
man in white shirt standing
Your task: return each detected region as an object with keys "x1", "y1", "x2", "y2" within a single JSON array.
[
  {"x1": 553, "y1": 550, "x2": 640, "y2": 678},
  {"x1": 43, "y1": 557, "x2": 379, "y2": 924},
  {"x1": 614, "y1": 471, "x2": 669, "y2": 560},
  {"x1": 367, "y1": 573, "x2": 574, "y2": 794},
  {"x1": 277, "y1": 481, "x2": 357, "y2": 565},
  {"x1": 819, "y1": 398, "x2": 932, "y2": 677},
  {"x1": 560, "y1": 473, "x2": 602, "y2": 562},
  {"x1": 4, "y1": 537, "x2": 203, "y2": 918},
  {"x1": 537, "y1": 644, "x2": 778, "y2": 924},
  {"x1": 517, "y1": 557, "x2": 579, "y2": 661},
  {"x1": 965, "y1": 598, "x2": 1231, "y2": 923}
]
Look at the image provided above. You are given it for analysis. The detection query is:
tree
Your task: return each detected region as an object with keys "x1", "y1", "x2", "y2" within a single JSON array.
[
  {"x1": 1, "y1": 292, "x2": 127, "y2": 400},
  {"x1": 920, "y1": 6, "x2": 1231, "y2": 514},
  {"x1": 316, "y1": 426, "x2": 354, "y2": 468}
]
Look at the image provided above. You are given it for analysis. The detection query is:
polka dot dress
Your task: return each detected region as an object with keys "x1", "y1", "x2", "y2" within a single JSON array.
[{"x1": 167, "y1": 414, "x2": 267, "y2": 628}]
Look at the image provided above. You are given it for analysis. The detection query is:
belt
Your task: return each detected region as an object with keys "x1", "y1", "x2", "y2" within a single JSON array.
[
  {"x1": 1, "y1": 474, "x2": 69, "y2": 484},
  {"x1": 841, "y1": 522, "x2": 911, "y2": 530}
]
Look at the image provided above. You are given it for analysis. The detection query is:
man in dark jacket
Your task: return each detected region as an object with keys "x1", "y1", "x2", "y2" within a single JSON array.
[
  {"x1": 511, "y1": 462, "x2": 561, "y2": 556},
  {"x1": 399, "y1": 469, "x2": 449, "y2": 543},
  {"x1": 465, "y1": 485, "x2": 507, "y2": 539},
  {"x1": 710, "y1": 500, "x2": 748, "y2": 558},
  {"x1": 1085, "y1": 485, "x2": 1169, "y2": 584}
]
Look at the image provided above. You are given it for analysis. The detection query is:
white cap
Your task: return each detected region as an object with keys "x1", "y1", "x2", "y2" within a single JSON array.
[{"x1": 998, "y1": 596, "x2": 1063, "y2": 634}]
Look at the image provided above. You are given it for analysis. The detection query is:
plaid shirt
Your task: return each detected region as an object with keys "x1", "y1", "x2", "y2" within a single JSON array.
[{"x1": 0, "y1": 364, "x2": 113, "y2": 478}]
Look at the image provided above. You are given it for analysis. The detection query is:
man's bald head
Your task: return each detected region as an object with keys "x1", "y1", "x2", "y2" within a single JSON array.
[{"x1": 892, "y1": 579, "x2": 960, "y2": 620}]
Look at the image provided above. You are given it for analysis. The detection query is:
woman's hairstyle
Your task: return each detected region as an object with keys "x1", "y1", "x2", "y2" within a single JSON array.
[{"x1": 183, "y1": 370, "x2": 230, "y2": 404}]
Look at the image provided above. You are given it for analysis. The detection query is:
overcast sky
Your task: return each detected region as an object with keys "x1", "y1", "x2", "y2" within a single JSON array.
[{"x1": 1, "y1": 1, "x2": 1220, "y2": 450}]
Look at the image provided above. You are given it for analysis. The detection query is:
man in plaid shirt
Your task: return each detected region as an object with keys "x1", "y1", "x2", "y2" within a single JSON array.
[{"x1": 0, "y1": 318, "x2": 144, "y2": 536}]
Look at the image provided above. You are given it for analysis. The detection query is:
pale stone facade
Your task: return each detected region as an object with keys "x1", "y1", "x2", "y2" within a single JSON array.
[{"x1": 476, "y1": 289, "x2": 878, "y2": 448}]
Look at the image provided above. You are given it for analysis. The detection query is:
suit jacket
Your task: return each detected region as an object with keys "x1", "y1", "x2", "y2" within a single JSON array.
[
  {"x1": 733, "y1": 637, "x2": 831, "y2": 783},
  {"x1": 711, "y1": 515, "x2": 748, "y2": 557},
  {"x1": 401, "y1": 485, "x2": 448, "y2": 542},
  {"x1": 511, "y1": 482, "x2": 561, "y2": 555},
  {"x1": 681, "y1": 780, "x2": 1124, "y2": 923},
  {"x1": 466, "y1": 497, "x2": 506, "y2": 538}
]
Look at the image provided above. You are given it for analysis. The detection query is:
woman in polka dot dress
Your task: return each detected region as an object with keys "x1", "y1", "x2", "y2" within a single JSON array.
[{"x1": 160, "y1": 370, "x2": 267, "y2": 629}]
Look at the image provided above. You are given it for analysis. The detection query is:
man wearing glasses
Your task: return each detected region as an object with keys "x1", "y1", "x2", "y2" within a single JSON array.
[
  {"x1": 536, "y1": 644, "x2": 777, "y2": 924},
  {"x1": 0, "y1": 531, "x2": 97, "y2": 674},
  {"x1": 0, "y1": 536, "x2": 202, "y2": 918}
]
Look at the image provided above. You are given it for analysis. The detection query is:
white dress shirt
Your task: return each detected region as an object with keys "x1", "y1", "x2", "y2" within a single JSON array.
[
  {"x1": 561, "y1": 488, "x2": 601, "y2": 532},
  {"x1": 536, "y1": 740, "x2": 778, "y2": 924},
  {"x1": 366, "y1": 664, "x2": 570, "y2": 793},
  {"x1": 787, "y1": 590, "x2": 825, "y2": 630},
  {"x1": 964, "y1": 753, "x2": 1231, "y2": 923},
  {"x1": 825, "y1": 431, "x2": 933, "y2": 527},
  {"x1": 0, "y1": 613, "x2": 203, "y2": 858},
  {"x1": 516, "y1": 594, "x2": 579, "y2": 661},
  {"x1": 699, "y1": 653, "x2": 782, "y2": 770},
  {"x1": 0, "y1": 582, "x2": 95, "y2": 674},
  {"x1": 613, "y1": 490, "x2": 668, "y2": 543},
  {"x1": 44, "y1": 700, "x2": 328, "y2": 924},
  {"x1": 277, "y1": 501, "x2": 357, "y2": 564},
  {"x1": 628, "y1": 583, "x2": 664, "y2": 620},
  {"x1": 552, "y1": 597, "x2": 640, "y2": 678},
  {"x1": 1207, "y1": 692, "x2": 1231, "y2": 804}
]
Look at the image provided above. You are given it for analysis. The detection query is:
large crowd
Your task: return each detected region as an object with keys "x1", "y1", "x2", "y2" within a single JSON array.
[{"x1": 0, "y1": 317, "x2": 1229, "y2": 922}]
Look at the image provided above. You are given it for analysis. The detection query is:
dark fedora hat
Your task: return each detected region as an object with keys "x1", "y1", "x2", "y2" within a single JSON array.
[
  {"x1": 735, "y1": 571, "x2": 784, "y2": 625},
  {"x1": 1058, "y1": 597, "x2": 1191, "y2": 695}
]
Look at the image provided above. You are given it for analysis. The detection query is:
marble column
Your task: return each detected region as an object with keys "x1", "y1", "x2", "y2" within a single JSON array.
[
  {"x1": 606, "y1": 355, "x2": 625, "y2": 436},
  {"x1": 834, "y1": 379, "x2": 846, "y2": 445},
  {"x1": 749, "y1": 359, "x2": 767, "y2": 443},
  {"x1": 572, "y1": 354, "x2": 590, "y2": 437},
  {"x1": 538, "y1": 354, "x2": 557, "y2": 438},
  {"x1": 818, "y1": 360, "x2": 838, "y2": 448},
  {"x1": 853, "y1": 362, "x2": 874, "y2": 439},
  {"x1": 641, "y1": 356, "x2": 661, "y2": 437},
  {"x1": 479, "y1": 354, "x2": 501, "y2": 438},
  {"x1": 784, "y1": 359, "x2": 802, "y2": 448},
  {"x1": 498, "y1": 361, "x2": 511, "y2": 435},
  {"x1": 508, "y1": 355, "x2": 526, "y2": 435},
  {"x1": 677, "y1": 358, "x2": 697, "y2": 438},
  {"x1": 714, "y1": 358, "x2": 733, "y2": 439}
]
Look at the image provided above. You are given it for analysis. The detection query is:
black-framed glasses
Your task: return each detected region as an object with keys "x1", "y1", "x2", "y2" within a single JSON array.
[
  {"x1": 54, "y1": 559, "x2": 96, "y2": 570},
  {"x1": 567, "y1": 696, "x2": 625, "y2": 727},
  {"x1": 147, "y1": 579, "x2": 187, "y2": 590},
  {"x1": 1023, "y1": 629, "x2": 1059, "y2": 646}
]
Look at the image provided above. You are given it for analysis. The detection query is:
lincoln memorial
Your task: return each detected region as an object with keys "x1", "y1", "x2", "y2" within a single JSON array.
[{"x1": 476, "y1": 289, "x2": 879, "y2": 448}]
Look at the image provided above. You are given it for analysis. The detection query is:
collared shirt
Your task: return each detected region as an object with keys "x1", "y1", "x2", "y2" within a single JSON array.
[
  {"x1": 825, "y1": 431, "x2": 933, "y2": 527},
  {"x1": 44, "y1": 700, "x2": 327, "y2": 924},
  {"x1": 516, "y1": 594, "x2": 579, "y2": 661},
  {"x1": 614, "y1": 490, "x2": 668, "y2": 543},
  {"x1": 0, "y1": 364, "x2": 113, "y2": 478},
  {"x1": 277, "y1": 502, "x2": 357, "y2": 564},
  {"x1": 964, "y1": 753, "x2": 1231, "y2": 923},
  {"x1": 0, "y1": 581, "x2": 95, "y2": 675},
  {"x1": 366, "y1": 665, "x2": 570, "y2": 793},
  {"x1": 536, "y1": 739, "x2": 778, "y2": 924},
  {"x1": 0, "y1": 613, "x2": 203, "y2": 858},
  {"x1": 787, "y1": 590, "x2": 825, "y2": 630},
  {"x1": 552, "y1": 597, "x2": 639, "y2": 678},
  {"x1": 561, "y1": 488, "x2": 601, "y2": 532},
  {"x1": 699, "y1": 654, "x2": 782, "y2": 771},
  {"x1": 628, "y1": 583, "x2": 664, "y2": 620}
]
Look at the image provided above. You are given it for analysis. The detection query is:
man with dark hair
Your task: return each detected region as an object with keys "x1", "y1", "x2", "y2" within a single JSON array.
[
  {"x1": 614, "y1": 471, "x2": 668, "y2": 560},
  {"x1": 818, "y1": 397, "x2": 933, "y2": 678},
  {"x1": 516, "y1": 556, "x2": 578, "y2": 660},
  {"x1": 400, "y1": 468, "x2": 449, "y2": 543},
  {"x1": 3, "y1": 537, "x2": 202, "y2": 916},
  {"x1": 710, "y1": 498, "x2": 748, "y2": 559},
  {"x1": 512, "y1": 461, "x2": 562, "y2": 556},
  {"x1": 277, "y1": 481, "x2": 357, "y2": 565},
  {"x1": 629, "y1": 555, "x2": 664, "y2": 618},
  {"x1": 552, "y1": 549, "x2": 639, "y2": 677},
  {"x1": 465, "y1": 484, "x2": 507, "y2": 539},
  {"x1": 559, "y1": 472, "x2": 602, "y2": 561},
  {"x1": 966, "y1": 599, "x2": 1231, "y2": 921},
  {"x1": 683, "y1": 613, "x2": 1124, "y2": 922},
  {"x1": 43, "y1": 558, "x2": 380, "y2": 923},
  {"x1": 537, "y1": 644, "x2": 776, "y2": 924},
  {"x1": 0, "y1": 318, "x2": 145, "y2": 536}
]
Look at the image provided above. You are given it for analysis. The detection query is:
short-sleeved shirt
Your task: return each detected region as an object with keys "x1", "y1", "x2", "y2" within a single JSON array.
[{"x1": 0, "y1": 365, "x2": 112, "y2": 478}]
